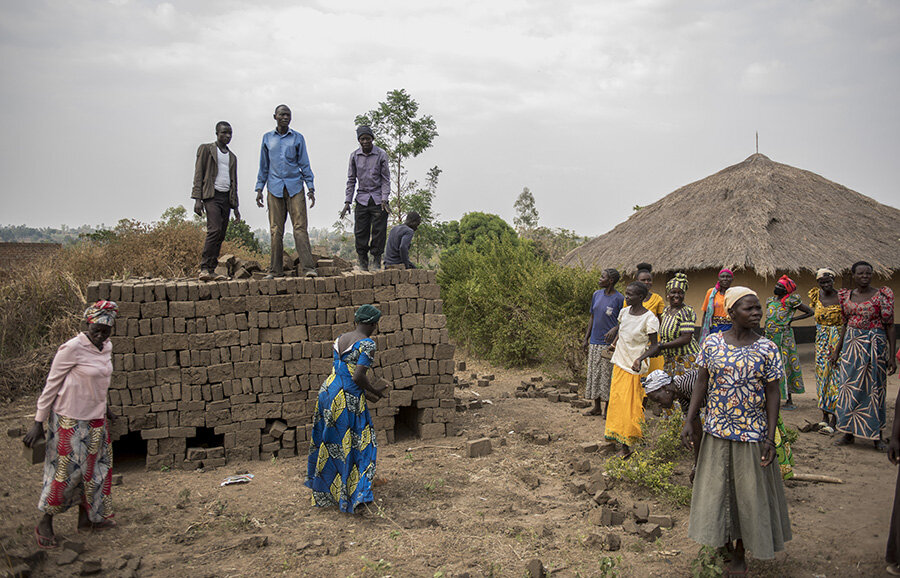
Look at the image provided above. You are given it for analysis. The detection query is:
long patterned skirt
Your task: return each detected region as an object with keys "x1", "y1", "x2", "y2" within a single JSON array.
[
  {"x1": 836, "y1": 327, "x2": 887, "y2": 440},
  {"x1": 604, "y1": 366, "x2": 645, "y2": 445},
  {"x1": 38, "y1": 413, "x2": 113, "y2": 521},
  {"x1": 814, "y1": 324, "x2": 841, "y2": 414},
  {"x1": 768, "y1": 327, "x2": 805, "y2": 398},
  {"x1": 774, "y1": 416, "x2": 794, "y2": 480},
  {"x1": 305, "y1": 375, "x2": 377, "y2": 513},
  {"x1": 585, "y1": 344, "x2": 614, "y2": 401},
  {"x1": 663, "y1": 354, "x2": 695, "y2": 377}
]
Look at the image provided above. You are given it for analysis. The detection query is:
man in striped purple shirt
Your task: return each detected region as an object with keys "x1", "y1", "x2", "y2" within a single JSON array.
[{"x1": 342, "y1": 125, "x2": 391, "y2": 271}]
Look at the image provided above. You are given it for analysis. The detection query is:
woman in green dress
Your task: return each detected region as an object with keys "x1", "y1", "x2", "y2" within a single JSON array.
[
  {"x1": 809, "y1": 268, "x2": 843, "y2": 430},
  {"x1": 765, "y1": 275, "x2": 813, "y2": 411}
]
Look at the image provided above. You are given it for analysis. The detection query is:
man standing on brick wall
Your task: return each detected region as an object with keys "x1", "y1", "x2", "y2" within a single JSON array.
[
  {"x1": 341, "y1": 125, "x2": 390, "y2": 271},
  {"x1": 255, "y1": 104, "x2": 318, "y2": 278},
  {"x1": 192, "y1": 121, "x2": 240, "y2": 281}
]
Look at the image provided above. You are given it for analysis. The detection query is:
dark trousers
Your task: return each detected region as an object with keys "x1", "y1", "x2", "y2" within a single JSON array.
[
  {"x1": 354, "y1": 198, "x2": 389, "y2": 258},
  {"x1": 200, "y1": 191, "x2": 231, "y2": 271}
]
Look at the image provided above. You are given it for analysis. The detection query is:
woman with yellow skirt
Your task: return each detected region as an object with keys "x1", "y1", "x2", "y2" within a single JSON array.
[{"x1": 606, "y1": 280, "x2": 659, "y2": 458}]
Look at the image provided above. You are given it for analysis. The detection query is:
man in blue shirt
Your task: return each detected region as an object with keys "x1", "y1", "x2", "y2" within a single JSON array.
[
  {"x1": 341, "y1": 125, "x2": 391, "y2": 271},
  {"x1": 583, "y1": 268, "x2": 625, "y2": 417},
  {"x1": 255, "y1": 104, "x2": 317, "y2": 278}
]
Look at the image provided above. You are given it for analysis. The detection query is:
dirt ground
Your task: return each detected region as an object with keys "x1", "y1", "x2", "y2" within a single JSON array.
[{"x1": 1, "y1": 343, "x2": 899, "y2": 577}]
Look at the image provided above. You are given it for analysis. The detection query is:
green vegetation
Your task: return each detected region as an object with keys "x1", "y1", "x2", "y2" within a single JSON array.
[
  {"x1": 604, "y1": 414, "x2": 693, "y2": 505},
  {"x1": 690, "y1": 545, "x2": 725, "y2": 577}
]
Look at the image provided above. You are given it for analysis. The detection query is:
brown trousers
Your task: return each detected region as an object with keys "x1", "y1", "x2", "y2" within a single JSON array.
[{"x1": 268, "y1": 189, "x2": 315, "y2": 275}]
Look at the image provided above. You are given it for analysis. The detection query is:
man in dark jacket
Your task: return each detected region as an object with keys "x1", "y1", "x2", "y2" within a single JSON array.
[
  {"x1": 384, "y1": 212, "x2": 421, "y2": 269},
  {"x1": 192, "y1": 121, "x2": 240, "y2": 281}
]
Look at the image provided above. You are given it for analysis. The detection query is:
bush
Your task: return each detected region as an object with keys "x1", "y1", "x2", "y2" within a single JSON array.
[{"x1": 437, "y1": 236, "x2": 598, "y2": 371}]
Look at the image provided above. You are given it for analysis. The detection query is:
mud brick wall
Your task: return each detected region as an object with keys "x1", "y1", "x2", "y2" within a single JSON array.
[{"x1": 85, "y1": 269, "x2": 455, "y2": 470}]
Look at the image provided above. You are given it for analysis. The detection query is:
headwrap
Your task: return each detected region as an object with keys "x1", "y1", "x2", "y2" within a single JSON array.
[
  {"x1": 641, "y1": 370, "x2": 671, "y2": 394},
  {"x1": 724, "y1": 286, "x2": 757, "y2": 311},
  {"x1": 84, "y1": 300, "x2": 118, "y2": 326},
  {"x1": 776, "y1": 274, "x2": 797, "y2": 306},
  {"x1": 354, "y1": 304, "x2": 382, "y2": 325},
  {"x1": 816, "y1": 268, "x2": 836, "y2": 280},
  {"x1": 715, "y1": 268, "x2": 734, "y2": 291},
  {"x1": 666, "y1": 272, "x2": 689, "y2": 293},
  {"x1": 356, "y1": 125, "x2": 374, "y2": 139}
]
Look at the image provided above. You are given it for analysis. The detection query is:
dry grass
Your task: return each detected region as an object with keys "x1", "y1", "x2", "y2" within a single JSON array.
[{"x1": 0, "y1": 219, "x2": 265, "y2": 402}]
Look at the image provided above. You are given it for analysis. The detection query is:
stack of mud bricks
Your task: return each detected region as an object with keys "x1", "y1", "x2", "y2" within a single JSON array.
[{"x1": 85, "y1": 269, "x2": 455, "y2": 470}]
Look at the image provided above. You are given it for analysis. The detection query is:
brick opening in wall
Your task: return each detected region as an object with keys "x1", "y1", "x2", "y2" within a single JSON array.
[
  {"x1": 394, "y1": 404, "x2": 419, "y2": 442},
  {"x1": 112, "y1": 430, "x2": 147, "y2": 467},
  {"x1": 187, "y1": 427, "x2": 225, "y2": 450}
]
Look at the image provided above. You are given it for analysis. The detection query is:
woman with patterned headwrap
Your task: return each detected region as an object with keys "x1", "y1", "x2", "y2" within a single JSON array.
[
  {"x1": 765, "y1": 275, "x2": 814, "y2": 410},
  {"x1": 700, "y1": 268, "x2": 734, "y2": 341},
  {"x1": 809, "y1": 268, "x2": 843, "y2": 430},
  {"x1": 647, "y1": 272, "x2": 700, "y2": 377},
  {"x1": 306, "y1": 304, "x2": 387, "y2": 513},
  {"x1": 23, "y1": 301, "x2": 119, "y2": 549}
]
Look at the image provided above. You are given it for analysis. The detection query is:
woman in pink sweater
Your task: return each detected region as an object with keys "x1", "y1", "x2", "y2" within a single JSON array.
[{"x1": 24, "y1": 301, "x2": 119, "y2": 548}]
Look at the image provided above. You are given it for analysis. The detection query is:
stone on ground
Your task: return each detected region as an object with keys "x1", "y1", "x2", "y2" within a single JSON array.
[{"x1": 466, "y1": 438, "x2": 492, "y2": 458}]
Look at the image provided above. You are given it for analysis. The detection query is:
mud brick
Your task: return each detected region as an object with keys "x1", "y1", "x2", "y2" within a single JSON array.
[
  {"x1": 140, "y1": 301, "x2": 168, "y2": 318},
  {"x1": 206, "y1": 409, "x2": 231, "y2": 427},
  {"x1": 401, "y1": 313, "x2": 424, "y2": 330},
  {"x1": 231, "y1": 404, "x2": 256, "y2": 422},
  {"x1": 231, "y1": 393, "x2": 257, "y2": 404},
  {"x1": 349, "y1": 288, "x2": 374, "y2": 305},
  {"x1": 169, "y1": 426, "x2": 196, "y2": 438},
  {"x1": 160, "y1": 334, "x2": 188, "y2": 351},
  {"x1": 207, "y1": 363, "x2": 234, "y2": 383},
  {"x1": 395, "y1": 376, "x2": 416, "y2": 389},
  {"x1": 376, "y1": 314, "x2": 400, "y2": 332},
  {"x1": 168, "y1": 301, "x2": 195, "y2": 318},
  {"x1": 647, "y1": 515, "x2": 673, "y2": 529},
  {"x1": 141, "y1": 428, "x2": 169, "y2": 440},
  {"x1": 599, "y1": 507, "x2": 625, "y2": 527},
  {"x1": 195, "y1": 300, "x2": 221, "y2": 317},
  {"x1": 270, "y1": 294, "x2": 293, "y2": 311},
  {"x1": 159, "y1": 437, "x2": 186, "y2": 455},
  {"x1": 205, "y1": 446, "x2": 225, "y2": 459},
  {"x1": 390, "y1": 390, "x2": 413, "y2": 407},
  {"x1": 180, "y1": 411, "x2": 206, "y2": 427},
  {"x1": 434, "y1": 384, "x2": 454, "y2": 398},
  {"x1": 282, "y1": 401, "x2": 306, "y2": 420},
  {"x1": 245, "y1": 295, "x2": 270, "y2": 311},
  {"x1": 314, "y1": 292, "x2": 338, "y2": 309},
  {"x1": 632, "y1": 502, "x2": 650, "y2": 523},
  {"x1": 259, "y1": 360, "x2": 284, "y2": 377},
  {"x1": 466, "y1": 437, "x2": 492, "y2": 457},
  {"x1": 307, "y1": 325, "x2": 332, "y2": 341},
  {"x1": 146, "y1": 454, "x2": 174, "y2": 470},
  {"x1": 181, "y1": 367, "x2": 208, "y2": 385},
  {"x1": 127, "y1": 370, "x2": 155, "y2": 388},
  {"x1": 215, "y1": 329, "x2": 240, "y2": 347},
  {"x1": 268, "y1": 421, "x2": 288, "y2": 438},
  {"x1": 419, "y1": 284, "x2": 441, "y2": 299},
  {"x1": 110, "y1": 336, "x2": 134, "y2": 355},
  {"x1": 220, "y1": 296, "x2": 246, "y2": 314},
  {"x1": 396, "y1": 284, "x2": 418, "y2": 298},
  {"x1": 189, "y1": 333, "x2": 217, "y2": 350},
  {"x1": 151, "y1": 401, "x2": 177, "y2": 412},
  {"x1": 133, "y1": 335, "x2": 161, "y2": 354},
  {"x1": 417, "y1": 398, "x2": 439, "y2": 408},
  {"x1": 257, "y1": 403, "x2": 281, "y2": 419},
  {"x1": 423, "y1": 314, "x2": 446, "y2": 329},
  {"x1": 411, "y1": 384, "x2": 433, "y2": 400},
  {"x1": 236, "y1": 429, "x2": 261, "y2": 445},
  {"x1": 259, "y1": 328, "x2": 282, "y2": 343},
  {"x1": 419, "y1": 422, "x2": 445, "y2": 439},
  {"x1": 282, "y1": 325, "x2": 308, "y2": 342},
  {"x1": 434, "y1": 343, "x2": 455, "y2": 360},
  {"x1": 283, "y1": 429, "x2": 296, "y2": 443},
  {"x1": 438, "y1": 360, "x2": 455, "y2": 374},
  {"x1": 293, "y1": 293, "x2": 318, "y2": 310},
  {"x1": 156, "y1": 367, "x2": 181, "y2": 385}
]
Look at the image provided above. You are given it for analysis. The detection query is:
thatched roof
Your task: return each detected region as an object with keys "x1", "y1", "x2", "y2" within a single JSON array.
[{"x1": 562, "y1": 153, "x2": 900, "y2": 277}]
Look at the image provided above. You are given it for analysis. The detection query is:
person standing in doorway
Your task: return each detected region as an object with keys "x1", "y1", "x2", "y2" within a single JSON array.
[
  {"x1": 342, "y1": 125, "x2": 391, "y2": 271},
  {"x1": 255, "y1": 104, "x2": 318, "y2": 278},
  {"x1": 192, "y1": 121, "x2": 239, "y2": 281}
]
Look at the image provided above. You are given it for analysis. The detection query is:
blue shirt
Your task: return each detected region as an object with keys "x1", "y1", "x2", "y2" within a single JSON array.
[
  {"x1": 589, "y1": 289, "x2": 624, "y2": 344},
  {"x1": 255, "y1": 128, "x2": 315, "y2": 197}
]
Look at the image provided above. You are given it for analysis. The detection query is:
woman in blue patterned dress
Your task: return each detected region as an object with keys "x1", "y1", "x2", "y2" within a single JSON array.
[
  {"x1": 683, "y1": 287, "x2": 791, "y2": 576},
  {"x1": 306, "y1": 305, "x2": 387, "y2": 514}
]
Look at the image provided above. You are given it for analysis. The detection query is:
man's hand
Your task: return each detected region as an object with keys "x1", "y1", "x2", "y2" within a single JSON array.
[
  {"x1": 193, "y1": 199, "x2": 204, "y2": 217},
  {"x1": 340, "y1": 202, "x2": 351, "y2": 220},
  {"x1": 307, "y1": 190, "x2": 316, "y2": 208},
  {"x1": 382, "y1": 200, "x2": 390, "y2": 214},
  {"x1": 233, "y1": 208, "x2": 242, "y2": 222},
  {"x1": 256, "y1": 190, "x2": 264, "y2": 208}
]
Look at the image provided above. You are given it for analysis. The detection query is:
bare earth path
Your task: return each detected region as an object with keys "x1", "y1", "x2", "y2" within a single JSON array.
[{"x1": 1, "y1": 344, "x2": 898, "y2": 577}]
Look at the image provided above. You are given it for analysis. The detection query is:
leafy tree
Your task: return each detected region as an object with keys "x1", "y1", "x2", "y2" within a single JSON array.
[
  {"x1": 403, "y1": 166, "x2": 443, "y2": 263},
  {"x1": 225, "y1": 218, "x2": 261, "y2": 253},
  {"x1": 457, "y1": 212, "x2": 518, "y2": 246},
  {"x1": 159, "y1": 205, "x2": 189, "y2": 226},
  {"x1": 354, "y1": 89, "x2": 438, "y2": 222},
  {"x1": 513, "y1": 187, "x2": 539, "y2": 231}
]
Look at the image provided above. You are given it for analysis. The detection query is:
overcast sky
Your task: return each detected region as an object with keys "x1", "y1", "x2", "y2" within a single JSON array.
[{"x1": 1, "y1": 0, "x2": 898, "y2": 237}]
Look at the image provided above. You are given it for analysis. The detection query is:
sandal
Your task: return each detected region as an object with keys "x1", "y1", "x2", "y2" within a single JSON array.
[
  {"x1": 818, "y1": 426, "x2": 835, "y2": 435},
  {"x1": 887, "y1": 563, "x2": 900, "y2": 576},
  {"x1": 34, "y1": 526, "x2": 59, "y2": 550}
]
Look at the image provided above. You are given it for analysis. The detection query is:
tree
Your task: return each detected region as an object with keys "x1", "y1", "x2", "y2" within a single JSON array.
[
  {"x1": 457, "y1": 212, "x2": 518, "y2": 245},
  {"x1": 513, "y1": 187, "x2": 539, "y2": 231},
  {"x1": 225, "y1": 218, "x2": 261, "y2": 253},
  {"x1": 404, "y1": 166, "x2": 443, "y2": 263},
  {"x1": 355, "y1": 89, "x2": 438, "y2": 223},
  {"x1": 159, "y1": 205, "x2": 189, "y2": 226}
]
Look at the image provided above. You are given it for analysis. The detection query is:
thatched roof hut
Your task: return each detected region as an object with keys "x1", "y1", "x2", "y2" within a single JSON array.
[{"x1": 562, "y1": 153, "x2": 900, "y2": 277}]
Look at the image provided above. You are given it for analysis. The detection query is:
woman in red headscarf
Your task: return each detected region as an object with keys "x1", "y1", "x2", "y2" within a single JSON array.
[{"x1": 765, "y1": 275, "x2": 814, "y2": 410}]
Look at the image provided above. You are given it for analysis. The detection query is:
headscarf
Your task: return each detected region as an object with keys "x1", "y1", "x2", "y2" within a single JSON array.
[
  {"x1": 641, "y1": 370, "x2": 671, "y2": 394},
  {"x1": 724, "y1": 286, "x2": 757, "y2": 312},
  {"x1": 776, "y1": 274, "x2": 797, "y2": 306},
  {"x1": 354, "y1": 304, "x2": 382, "y2": 325},
  {"x1": 666, "y1": 272, "x2": 689, "y2": 293},
  {"x1": 84, "y1": 300, "x2": 118, "y2": 326},
  {"x1": 816, "y1": 268, "x2": 836, "y2": 280},
  {"x1": 715, "y1": 268, "x2": 734, "y2": 291}
]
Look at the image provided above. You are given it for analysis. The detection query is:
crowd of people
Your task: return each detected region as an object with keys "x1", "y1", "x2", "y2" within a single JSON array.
[
  {"x1": 17, "y1": 247, "x2": 898, "y2": 575},
  {"x1": 583, "y1": 261, "x2": 897, "y2": 575},
  {"x1": 191, "y1": 106, "x2": 422, "y2": 280}
]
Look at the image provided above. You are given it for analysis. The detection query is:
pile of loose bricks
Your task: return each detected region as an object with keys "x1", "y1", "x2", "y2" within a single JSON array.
[{"x1": 85, "y1": 269, "x2": 455, "y2": 470}]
